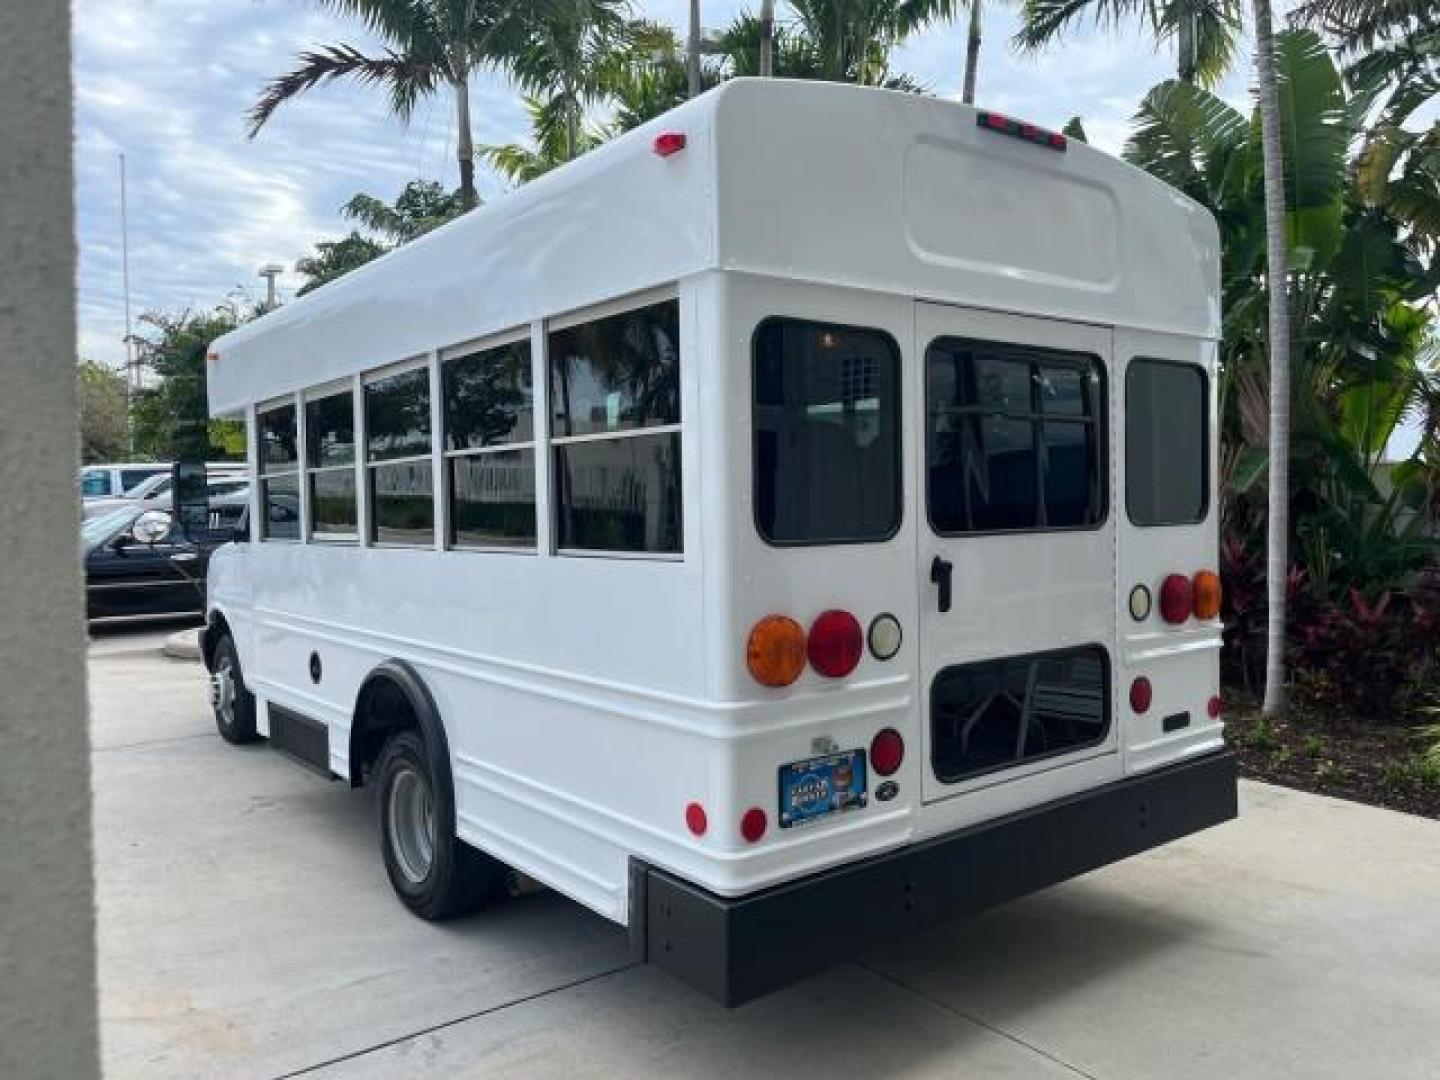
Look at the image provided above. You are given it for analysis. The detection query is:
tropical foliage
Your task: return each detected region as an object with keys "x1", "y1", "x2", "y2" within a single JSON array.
[
  {"x1": 129, "y1": 308, "x2": 247, "y2": 462},
  {"x1": 1016, "y1": 0, "x2": 1243, "y2": 84},
  {"x1": 77, "y1": 359, "x2": 130, "y2": 464},
  {"x1": 248, "y1": 1, "x2": 1440, "y2": 723},
  {"x1": 295, "y1": 180, "x2": 466, "y2": 294},
  {"x1": 1124, "y1": 27, "x2": 1440, "y2": 714},
  {"x1": 249, "y1": 0, "x2": 531, "y2": 208}
]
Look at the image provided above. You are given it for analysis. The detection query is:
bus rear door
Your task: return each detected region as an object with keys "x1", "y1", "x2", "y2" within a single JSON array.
[{"x1": 914, "y1": 303, "x2": 1120, "y2": 813}]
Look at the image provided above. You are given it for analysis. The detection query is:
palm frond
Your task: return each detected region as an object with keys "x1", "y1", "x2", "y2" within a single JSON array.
[
  {"x1": 1290, "y1": 0, "x2": 1439, "y2": 49},
  {"x1": 247, "y1": 44, "x2": 442, "y2": 134},
  {"x1": 1014, "y1": 0, "x2": 1149, "y2": 52}
]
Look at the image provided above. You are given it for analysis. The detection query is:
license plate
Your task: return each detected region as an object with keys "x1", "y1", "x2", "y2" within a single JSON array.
[{"x1": 779, "y1": 750, "x2": 868, "y2": 829}]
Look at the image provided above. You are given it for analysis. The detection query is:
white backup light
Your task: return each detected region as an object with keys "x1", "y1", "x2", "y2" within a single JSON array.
[{"x1": 867, "y1": 614, "x2": 903, "y2": 660}]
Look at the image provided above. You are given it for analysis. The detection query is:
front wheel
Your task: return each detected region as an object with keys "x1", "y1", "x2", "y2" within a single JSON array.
[
  {"x1": 375, "y1": 731, "x2": 500, "y2": 920},
  {"x1": 210, "y1": 634, "x2": 260, "y2": 745}
]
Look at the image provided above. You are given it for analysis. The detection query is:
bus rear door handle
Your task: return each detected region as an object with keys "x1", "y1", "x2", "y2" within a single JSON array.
[{"x1": 930, "y1": 555, "x2": 953, "y2": 613}]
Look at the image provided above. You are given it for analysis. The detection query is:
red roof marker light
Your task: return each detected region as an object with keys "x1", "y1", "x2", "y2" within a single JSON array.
[
  {"x1": 653, "y1": 131, "x2": 687, "y2": 157},
  {"x1": 977, "y1": 111, "x2": 1067, "y2": 152}
]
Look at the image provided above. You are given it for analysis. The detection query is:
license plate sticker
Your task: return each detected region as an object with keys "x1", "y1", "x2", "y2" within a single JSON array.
[{"x1": 779, "y1": 750, "x2": 868, "y2": 829}]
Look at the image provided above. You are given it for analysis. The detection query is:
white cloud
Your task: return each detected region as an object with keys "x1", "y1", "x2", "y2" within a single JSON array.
[{"x1": 75, "y1": 0, "x2": 1280, "y2": 369}]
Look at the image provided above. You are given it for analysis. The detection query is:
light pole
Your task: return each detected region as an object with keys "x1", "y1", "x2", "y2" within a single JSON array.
[{"x1": 258, "y1": 263, "x2": 284, "y2": 313}]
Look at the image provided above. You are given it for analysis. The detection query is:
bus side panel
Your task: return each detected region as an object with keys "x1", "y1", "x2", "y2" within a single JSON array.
[{"x1": 1113, "y1": 330, "x2": 1224, "y2": 774}]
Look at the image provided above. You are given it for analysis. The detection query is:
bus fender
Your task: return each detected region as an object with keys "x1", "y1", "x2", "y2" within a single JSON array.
[{"x1": 350, "y1": 660, "x2": 454, "y2": 796}]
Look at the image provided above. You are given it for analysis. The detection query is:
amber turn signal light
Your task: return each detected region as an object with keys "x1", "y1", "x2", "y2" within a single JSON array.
[
  {"x1": 747, "y1": 615, "x2": 807, "y2": 687},
  {"x1": 1192, "y1": 570, "x2": 1222, "y2": 620}
]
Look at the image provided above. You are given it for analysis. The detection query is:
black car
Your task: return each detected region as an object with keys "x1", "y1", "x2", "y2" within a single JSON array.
[{"x1": 83, "y1": 494, "x2": 246, "y2": 621}]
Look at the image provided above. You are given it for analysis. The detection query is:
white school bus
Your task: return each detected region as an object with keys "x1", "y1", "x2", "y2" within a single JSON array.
[{"x1": 202, "y1": 79, "x2": 1235, "y2": 1005}]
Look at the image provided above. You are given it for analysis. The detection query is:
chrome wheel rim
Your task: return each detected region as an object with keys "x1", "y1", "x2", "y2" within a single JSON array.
[
  {"x1": 211, "y1": 657, "x2": 236, "y2": 729},
  {"x1": 388, "y1": 765, "x2": 435, "y2": 885}
]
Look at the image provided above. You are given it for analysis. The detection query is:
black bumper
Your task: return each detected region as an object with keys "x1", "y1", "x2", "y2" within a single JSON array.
[{"x1": 631, "y1": 749, "x2": 1237, "y2": 1007}]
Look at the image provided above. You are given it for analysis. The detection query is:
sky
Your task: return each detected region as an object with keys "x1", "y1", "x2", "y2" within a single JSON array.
[{"x1": 74, "y1": 0, "x2": 1266, "y2": 371}]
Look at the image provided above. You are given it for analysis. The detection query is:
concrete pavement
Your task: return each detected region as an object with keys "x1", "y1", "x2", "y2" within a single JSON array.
[{"x1": 90, "y1": 632, "x2": 1440, "y2": 1079}]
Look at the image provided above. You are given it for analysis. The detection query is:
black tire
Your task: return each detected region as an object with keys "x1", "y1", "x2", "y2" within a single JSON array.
[
  {"x1": 374, "y1": 730, "x2": 500, "y2": 920},
  {"x1": 210, "y1": 634, "x2": 260, "y2": 745}
]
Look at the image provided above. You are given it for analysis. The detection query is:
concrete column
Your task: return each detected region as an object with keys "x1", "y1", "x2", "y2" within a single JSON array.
[{"x1": 0, "y1": 2, "x2": 102, "y2": 1077}]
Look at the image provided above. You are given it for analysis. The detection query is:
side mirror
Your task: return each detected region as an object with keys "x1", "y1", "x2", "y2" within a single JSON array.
[
  {"x1": 172, "y1": 460, "x2": 210, "y2": 534},
  {"x1": 131, "y1": 509, "x2": 174, "y2": 546}
]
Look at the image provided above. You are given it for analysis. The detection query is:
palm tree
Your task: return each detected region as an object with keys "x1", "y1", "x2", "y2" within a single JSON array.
[
  {"x1": 1252, "y1": 0, "x2": 1293, "y2": 715},
  {"x1": 786, "y1": 0, "x2": 958, "y2": 85},
  {"x1": 248, "y1": 1, "x2": 528, "y2": 210},
  {"x1": 508, "y1": 0, "x2": 633, "y2": 163},
  {"x1": 760, "y1": 0, "x2": 778, "y2": 73},
  {"x1": 1290, "y1": 0, "x2": 1437, "y2": 49},
  {"x1": 962, "y1": 0, "x2": 983, "y2": 101},
  {"x1": 1016, "y1": 0, "x2": 1243, "y2": 85},
  {"x1": 478, "y1": 97, "x2": 606, "y2": 184}
]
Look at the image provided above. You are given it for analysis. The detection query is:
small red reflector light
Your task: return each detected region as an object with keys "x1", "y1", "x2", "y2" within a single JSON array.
[
  {"x1": 685, "y1": 802, "x2": 707, "y2": 836},
  {"x1": 740, "y1": 807, "x2": 767, "y2": 843},
  {"x1": 1159, "y1": 574, "x2": 1192, "y2": 624},
  {"x1": 1207, "y1": 695, "x2": 1223, "y2": 719},
  {"x1": 653, "y1": 131, "x2": 686, "y2": 157},
  {"x1": 871, "y1": 729, "x2": 904, "y2": 776},
  {"x1": 807, "y1": 610, "x2": 863, "y2": 678},
  {"x1": 1130, "y1": 677, "x2": 1153, "y2": 713}
]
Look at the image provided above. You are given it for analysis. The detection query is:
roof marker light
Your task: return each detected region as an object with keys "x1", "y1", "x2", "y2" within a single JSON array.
[
  {"x1": 977, "y1": 111, "x2": 1067, "y2": 151},
  {"x1": 653, "y1": 131, "x2": 687, "y2": 157}
]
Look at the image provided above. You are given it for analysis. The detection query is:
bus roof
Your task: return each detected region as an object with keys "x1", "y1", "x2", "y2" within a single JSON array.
[{"x1": 208, "y1": 78, "x2": 1220, "y2": 416}]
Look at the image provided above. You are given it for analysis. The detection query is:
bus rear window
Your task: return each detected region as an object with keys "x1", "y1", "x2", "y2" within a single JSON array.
[
  {"x1": 1126, "y1": 359, "x2": 1207, "y2": 525},
  {"x1": 753, "y1": 319, "x2": 902, "y2": 546}
]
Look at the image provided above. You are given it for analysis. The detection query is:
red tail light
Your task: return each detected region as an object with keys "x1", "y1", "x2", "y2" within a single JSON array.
[
  {"x1": 1159, "y1": 574, "x2": 1192, "y2": 624},
  {"x1": 740, "y1": 807, "x2": 767, "y2": 843},
  {"x1": 685, "y1": 802, "x2": 707, "y2": 836},
  {"x1": 1130, "y1": 677, "x2": 1153, "y2": 713},
  {"x1": 1207, "y1": 695, "x2": 1224, "y2": 719},
  {"x1": 807, "y1": 610, "x2": 863, "y2": 678},
  {"x1": 870, "y1": 729, "x2": 904, "y2": 776}
]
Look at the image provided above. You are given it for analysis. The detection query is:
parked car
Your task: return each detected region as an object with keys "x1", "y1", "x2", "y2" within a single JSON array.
[
  {"x1": 83, "y1": 492, "x2": 248, "y2": 621},
  {"x1": 79, "y1": 462, "x2": 171, "y2": 500},
  {"x1": 82, "y1": 469, "x2": 248, "y2": 521},
  {"x1": 78, "y1": 460, "x2": 245, "y2": 501}
]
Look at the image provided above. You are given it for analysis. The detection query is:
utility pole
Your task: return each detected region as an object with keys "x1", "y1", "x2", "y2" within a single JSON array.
[{"x1": 119, "y1": 152, "x2": 137, "y2": 452}]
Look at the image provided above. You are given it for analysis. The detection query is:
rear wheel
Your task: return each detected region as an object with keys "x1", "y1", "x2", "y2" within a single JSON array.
[
  {"x1": 210, "y1": 634, "x2": 259, "y2": 745},
  {"x1": 375, "y1": 730, "x2": 499, "y2": 919}
]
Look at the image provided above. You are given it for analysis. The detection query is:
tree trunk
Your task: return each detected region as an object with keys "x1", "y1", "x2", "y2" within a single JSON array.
[
  {"x1": 962, "y1": 0, "x2": 981, "y2": 105},
  {"x1": 759, "y1": 0, "x2": 775, "y2": 76},
  {"x1": 687, "y1": 0, "x2": 701, "y2": 97},
  {"x1": 1253, "y1": 0, "x2": 1290, "y2": 716},
  {"x1": 453, "y1": 67, "x2": 477, "y2": 210},
  {"x1": 1177, "y1": 3, "x2": 1196, "y2": 83}
]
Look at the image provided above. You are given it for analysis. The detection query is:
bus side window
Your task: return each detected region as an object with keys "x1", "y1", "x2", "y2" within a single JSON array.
[
  {"x1": 305, "y1": 387, "x2": 358, "y2": 542},
  {"x1": 257, "y1": 400, "x2": 300, "y2": 540},
  {"x1": 443, "y1": 337, "x2": 537, "y2": 550},
  {"x1": 364, "y1": 366, "x2": 434, "y2": 547},
  {"x1": 1126, "y1": 359, "x2": 1208, "y2": 526},
  {"x1": 549, "y1": 299, "x2": 682, "y2": 555},
  {"x1": 753, "y1": 318, "x2": 902, "y2": 546}
]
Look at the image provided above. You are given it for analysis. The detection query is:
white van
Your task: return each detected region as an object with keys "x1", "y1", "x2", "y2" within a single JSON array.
[{"x1": 200, "y1": 80, "x2": 1235, "y2": 1005}]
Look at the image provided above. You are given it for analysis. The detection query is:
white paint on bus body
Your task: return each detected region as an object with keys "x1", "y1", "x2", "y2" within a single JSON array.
[{"x1": 206, "y1": 78, "x2": 1223, "y2": 926}]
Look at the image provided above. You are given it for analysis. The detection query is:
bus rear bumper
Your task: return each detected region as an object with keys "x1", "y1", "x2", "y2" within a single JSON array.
[{"x1": 629, "y1": 748, "x2": 1237, "y2": 1007}]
